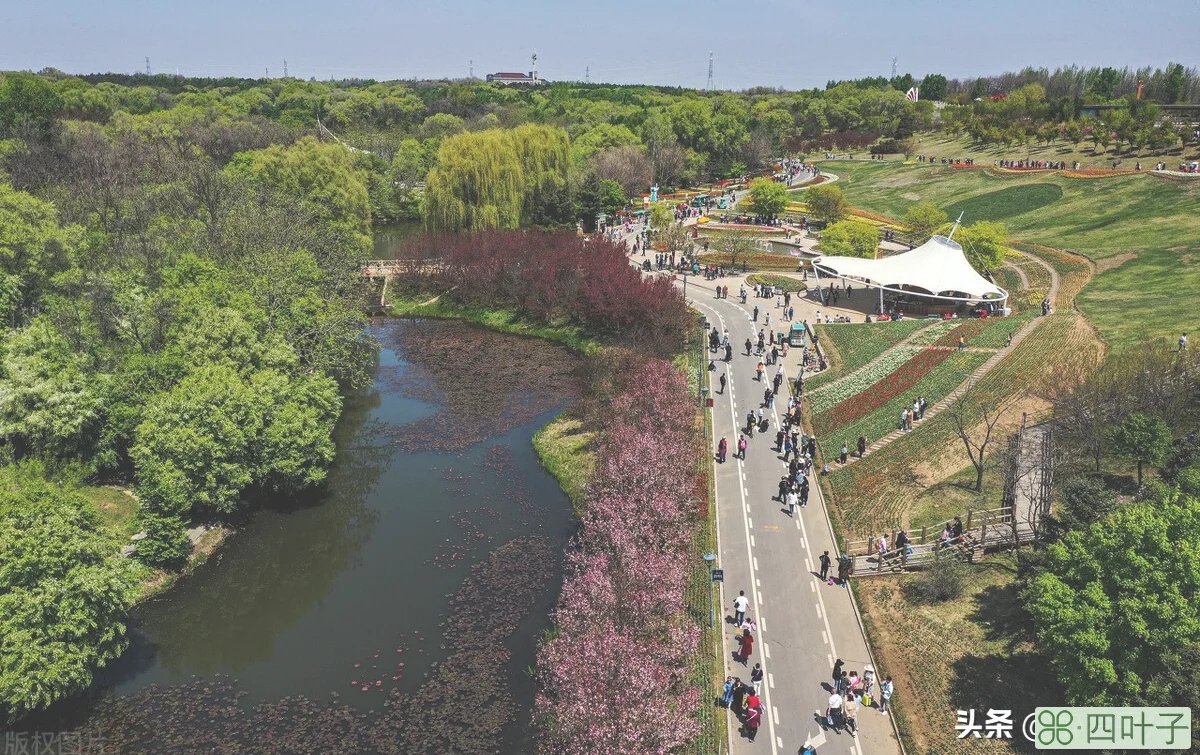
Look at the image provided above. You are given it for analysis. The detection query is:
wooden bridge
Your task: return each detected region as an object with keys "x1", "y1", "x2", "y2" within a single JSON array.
[{"x1": 361, "y1": 260, "x2": 446, "y2": 313}]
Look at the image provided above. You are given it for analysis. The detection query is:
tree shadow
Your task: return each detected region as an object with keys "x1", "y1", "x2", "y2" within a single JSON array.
[
  {"x1": 947, "y1": 652, "x2": 1059, "y2": 754},
  {"x1": 968, "y1": 582, "x2": 1038, "y2": 649}
]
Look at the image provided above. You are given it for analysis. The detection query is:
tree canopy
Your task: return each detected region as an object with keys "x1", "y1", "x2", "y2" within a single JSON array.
[
  {"x1": 803, "y1": 184, "x2": 848, "y2": 225},
  {"x1": 819, "y1": 220, "x2": 879, "y2": 259},
  {"x1": 903, "y1": 202, "x2": 948, "y2": 245},
  {"x1": 747, "y1": 178, "x2": 789, "y2": 219}
]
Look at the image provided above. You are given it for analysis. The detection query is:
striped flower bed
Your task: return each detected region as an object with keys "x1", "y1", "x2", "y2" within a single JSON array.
[
  {"x1": 808, "y1": 346, "x2": 922, "y2": 415},
  {"x1": 934, "y1": 319, "x2": 992, "y2": 347},
  {"x1": 906, "y1": 320, "x2": 960, "y2": 345},
  {"x1": 814, "y1": 348, "x2": 952, "y2": 435}
]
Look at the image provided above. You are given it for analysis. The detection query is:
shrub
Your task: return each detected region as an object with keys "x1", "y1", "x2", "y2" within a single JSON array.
[
  {"x1": 135, "y1": 513, "x2": 193, "y2": 569},
  {"x1": 903, "y1": 558, "x2": 967, "y2": 603}
]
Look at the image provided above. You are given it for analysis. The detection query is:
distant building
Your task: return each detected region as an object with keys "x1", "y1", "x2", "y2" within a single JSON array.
[{"x1": 486, "y1": 70, "x2": 545, "y2": 85}]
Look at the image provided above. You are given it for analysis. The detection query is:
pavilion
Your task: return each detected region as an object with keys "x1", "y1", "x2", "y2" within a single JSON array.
[{"x1": 811, "y1": 230, "x2": 1008, "y2": 316}]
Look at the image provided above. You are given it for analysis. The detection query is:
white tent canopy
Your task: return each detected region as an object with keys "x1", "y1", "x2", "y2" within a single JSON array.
[{"x1": 812, "y1": 235, "x2": 1007, "y2": 303}]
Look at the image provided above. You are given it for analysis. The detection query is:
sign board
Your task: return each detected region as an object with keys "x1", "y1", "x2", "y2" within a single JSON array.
[
  {"x1": 711, "y1": 568, "x2": 724, "y2": 583},
  {"x1": 705, "y1": 398, "x2": 714, "y2": 408}
]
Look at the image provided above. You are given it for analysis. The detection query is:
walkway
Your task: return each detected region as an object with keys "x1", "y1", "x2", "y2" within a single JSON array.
[{"x1": 684, "y1": 286, "x2": 903, "y2": 755}]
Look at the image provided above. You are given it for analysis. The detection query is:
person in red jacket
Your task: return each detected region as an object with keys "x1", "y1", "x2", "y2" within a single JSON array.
[
  {"x1": 745, "y1": 705, "x2": 761, "y2": 741},
  {"x1": 739, "y1": 629, "x2": 754, "y2": 665}
]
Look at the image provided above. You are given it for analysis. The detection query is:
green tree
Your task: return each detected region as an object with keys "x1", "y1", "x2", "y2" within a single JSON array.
[
  {"x1": 576, "y1": 174, "x2": 625, "y2": 231},
  {"x1": 1025, "y1": 492, "x2": 1200, "y2": 705},
  {"x1": 0, "y1": 183, "x2": 72, "y2": 327},
  {"x1": 902, "y1": 202, "x2": 948, "y2": 245},
  {"x1": 713, "y1": 229, "x2": 759, "y2": 268},
  {"x1": 1110, "y1": 412, "x2": 1172, "y2": 487},
  {"x1": 1064, "y1": 120, "x2": 1083, "y2": 149},
  {"x1": 953, "y1": 221, "x2": 1007, "y2": 272},
  {"x1": 0, "y1": 73, "x2": 62, "y2": 139},
  {"x1": 803, "y1": 184, "x2": 848, "y2": 225},
  {"x1": 920, "y1": 74, "x2": 948, "y2": 102},
  {"x1": 819, "y1": 220, "x2": 879, "y2": 259},
  {"x1": 1162, "y1": 63, "x2": 1187, "y2": 104},
  {"x1": 747, "y1": 178, "x2": 789, "y2": 219},
  {"x1": 0, "y1": 465, "x2": 138, "y2": 721},
  {"x1": 423, "y1": 124, "x2": 570, "y2": 232},
  {"x1": 229, "y1": 136, "x2": 372, "y2": 252}
]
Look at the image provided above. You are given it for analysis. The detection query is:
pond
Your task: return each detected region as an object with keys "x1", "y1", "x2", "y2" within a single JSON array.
[
  {"x1": 372, "y1": 222, "x2": 423, "y2": 259},
  {"x1": 18, "y1": 319, "x2": 583, "y2": 755}
]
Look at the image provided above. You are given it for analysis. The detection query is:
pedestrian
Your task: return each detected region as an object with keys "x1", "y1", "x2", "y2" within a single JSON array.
[
  {"x1": 719, "y1": 373, "x2": 727, "y2": 394},
  {"x1": 1180, "y1": 333, "x2": 1189, "y2": 353},
  {"x1": 777, "y1": 476, "x2": 789, "y2": 501},
  {"x1": 840, "y1": 444, "x2": 848, "y2": 464},
  {"x1": 733, "y1": 590, "x2": 748, "y2": 626},
  {"x1": 745, "y1": 338, "x2": 753, "y2": 356},
  {"x1": 844, "y1": 691, "x2": 859, "y2": 737},
  {"x1": 732, "y1": 678, "x2": 748, "y2": 714},
  {"x1": 756, "y1": 362, "x2": 765, "y2": 382},
  {"x1": 826, "y1": 689, "x2": 844, "y2": 730},
  {"x1": 739, "y1": 629, "x2": 754, "y2": 665},
  {"x1": 832, "y1": 658, "x2": 844, "y2": 685},
  {"x1": 753, "y1": 305, "x2": 759, "y2": 322},
  {"x1": 721, "y1": 676, "x2": 735, "y2": 708},
  {"x1": 820, "y1": 551, "x2": 832, "y2": 581},
  {"x1": 786, "y1": 489, "x2": 798, "y2": 516},
  {"x1": 958, "y1": 336, "x2": 965, "y2": 351},
  {"x1": 879, "y1": 676, "x2": 894, "y2": 714},
  {"x1": 750, "y1": 663, "x2": 764, "y2": 692},
  {"x1": 737, "y1": 436, "x2": 748, "y2": 460},
  {"x1": 744, "y1": 702, "x2": 762, "y2": 741},
  {"x1": 857, "y1": 435, "x2": 867, "y2": 458},
  {"x1": 717, "y1": 437, "x2": 728, "y2": 464}
]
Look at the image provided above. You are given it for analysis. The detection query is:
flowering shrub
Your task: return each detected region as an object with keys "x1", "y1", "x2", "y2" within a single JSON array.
[
  {"x1": 536, "y1": 360, "x2": 705, "y2": 754},
  {"x1": 808, "y1": 346, "x2": 922, "y2": 414},
  {"x1": 397, "y1": 230, "x2": 690, "y2": 356},
  {"x1": 814, "y1": 348, "x2": 952, "y2": 435}
]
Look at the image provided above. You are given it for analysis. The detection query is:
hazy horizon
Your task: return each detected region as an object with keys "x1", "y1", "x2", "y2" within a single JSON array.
[{"x1": 2, "y1": 0, "x2": 1197, "y2": 91}]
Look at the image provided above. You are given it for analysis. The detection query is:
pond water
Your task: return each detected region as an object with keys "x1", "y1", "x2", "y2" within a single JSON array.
[
  {"x1": 372, "y1": 222, "x2": 423, "y2": 259},
  {"x1": 18, "y1": 320, "x2": 582, "y2": 755}
]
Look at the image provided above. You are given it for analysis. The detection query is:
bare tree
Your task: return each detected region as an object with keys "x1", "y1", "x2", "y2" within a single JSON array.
[
  {"x1": 590, "y1": 146, "x2": 652, "y2": 198},
  {"x1": 713, "y1": 229, "x2": 760, "y2": 269},
  {"x1": 947, "y1": 380, "x2": 1014, "y2": 491}
]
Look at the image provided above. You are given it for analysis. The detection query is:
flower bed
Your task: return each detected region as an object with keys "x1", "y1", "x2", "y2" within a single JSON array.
[
  {"x1": 696, "y1": 251, "x2": 799, "y2": 271},
  {"x1": 807, "y1": 320, "x2": 929, "y2": 389},
  {"x1": 808, "y1": 346, "x2": 922, "y2": 415},
  {"x1": 746, "y1": 273, "x2": 807, "y2": 292},
  {"x1": 934, "y1": 318, "x2": 992, "y2": 347},
  {"x1": 814, "y1": 348, "x2": 953, "y2": 435},
  {"x1": 815, "y1": 351, "x2": 990, "y2": 455},
  {"x1": 906, "y1": 320, "x2": 961, "y2": 345},
  {"x1": 536, "y1": 360, "x2": 706, "y2": 754}
]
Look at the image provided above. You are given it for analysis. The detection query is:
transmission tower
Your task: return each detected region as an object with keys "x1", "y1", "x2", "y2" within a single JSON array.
[
  {"x1": 145, "y1": 57, "x2": 151, "y2": 76},
  {"x1": 585, "y1": 66, "x2": 589, "y2": 84},
  {"x1": 266, "y1": 67, "x2": 270, "y2": 78},
  {"x1": 706, "y1": 51, "x2": 714, "y2": 91},
  {"x1": 283, "y1": 59, "x2": 288, "y2": 77},
  {"x1": 469, "y1": 59, "x2": 474, "y2": 78},
  {"x1": 891, "y1": 56, "x2": 898, "y2": 78}
]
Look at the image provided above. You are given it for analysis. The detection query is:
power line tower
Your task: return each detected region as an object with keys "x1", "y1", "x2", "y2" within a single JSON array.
[
  {"x1": 585, "y1": 66, "x2": 589, "y2": 84},
  {"x1": 266, "y1": 67, "x2": 270, "y2": 78},
  {"x1": 145, "y1": 57, "x2": 151, "y2": 76},
  {"x1": 469, "y1": 59, "x2": 474, "y2": 79},
  {"x1": 283, "y1": 60, "x2": 288, "y2": 77},
  {"x1": 891, "y1": 56, "x2": 898, "y2": 79},
  {"x1": 706, "y1": 51, "x2": 714, "y2": 91}
]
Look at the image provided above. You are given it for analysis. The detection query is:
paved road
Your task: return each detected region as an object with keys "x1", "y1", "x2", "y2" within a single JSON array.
[
  {"x1": 619, "y1": 179, "x2": 902, "y2": 755},
  {"x1": 686, "y1": 284, "x2": 902, "y2": 755}
]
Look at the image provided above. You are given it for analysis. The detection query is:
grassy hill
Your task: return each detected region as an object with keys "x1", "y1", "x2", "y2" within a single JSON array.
[{"x1": 820, "y1": 159, "x2": 1200, "y2": 350}]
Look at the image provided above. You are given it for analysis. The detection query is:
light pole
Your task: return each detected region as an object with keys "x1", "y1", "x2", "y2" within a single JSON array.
[{"x1": 703, "y1": 552, "x2": 718, "y2": 629}]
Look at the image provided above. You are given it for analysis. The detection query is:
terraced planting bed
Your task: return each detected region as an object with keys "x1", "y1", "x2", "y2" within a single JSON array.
[
  {"x1": 808, "y1": 346, "x2": 922, "y2": 415},
  {"x1": 934, "y1": 312, "x2": 1033, "y2": 349},
  {"x1": 814, "y1": 350, "x2": 990, "y2": 454},
  {"x1": 906, "y1": 320, "x2": 960, "y2": 345},
  {"x1": 1010, "y1": 241, "x2": 1092, "y2": 309},
  {"x1": 808, "y1": 320, "x2": 929, "y2": 389}
]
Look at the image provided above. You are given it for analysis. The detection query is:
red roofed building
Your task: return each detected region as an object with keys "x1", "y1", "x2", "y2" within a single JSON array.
[{"x1": 486, "y1": 71, "x2": 545, "y2": 85}]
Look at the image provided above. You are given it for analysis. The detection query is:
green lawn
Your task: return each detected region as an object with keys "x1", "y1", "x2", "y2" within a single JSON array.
[
  {"x1": 844, "y1": 131, "x2": 1198, "y2": 168},
  {"x1": 808, "y1": 320, "x2": 929, "y2": 389},
  {"x1": 944, "y1": 183, "x2": 1063, "y2": 223},
  {"x1": 1077, "y1": 247, "x2": 1200, "y2": 351},
  {"x1": 82, "y1": 485, "x2": 140, "y2": 540}
]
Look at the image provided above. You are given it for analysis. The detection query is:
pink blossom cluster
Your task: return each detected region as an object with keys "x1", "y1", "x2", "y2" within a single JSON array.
[{"x1": 535, "y1": 360, "x2": 705, "y2": 754}]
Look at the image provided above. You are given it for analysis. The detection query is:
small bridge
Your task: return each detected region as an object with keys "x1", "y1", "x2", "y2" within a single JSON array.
[{"x1": 361, "y1": 260, "x2": 446, "y2": 313}]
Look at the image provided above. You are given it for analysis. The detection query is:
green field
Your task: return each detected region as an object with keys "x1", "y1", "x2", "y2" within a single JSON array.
[
  {"x1": 820, "y1": 159, "x2": 1200, "y2": 348},
  {"x1": 1078, "y1": 248, "x2": 1200, "y2": 351},
  {"x1": 944, "y1": 183, "x2": 1063, "y2": 223}
]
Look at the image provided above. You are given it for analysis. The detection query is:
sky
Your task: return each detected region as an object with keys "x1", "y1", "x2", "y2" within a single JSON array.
[{"x1": 2, "y1": 0, "x2": 1197, "y2": 90}]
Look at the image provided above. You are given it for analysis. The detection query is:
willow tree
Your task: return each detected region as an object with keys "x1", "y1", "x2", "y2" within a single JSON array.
[{"x1": 423, "y1": 124, "x2": 570, "y2": 232}]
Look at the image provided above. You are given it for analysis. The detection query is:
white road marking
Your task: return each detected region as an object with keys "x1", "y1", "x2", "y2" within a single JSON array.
[
  {"x1": 822, "y1": 630, "x2": 828, "y2": 645},
  {"x1": 810, "y1": 581, "x2": 816, "y2": 592},
  {"x1": 749, "y1": 518, "x2": 754, "y2": 529},
  {"x1": 768, "y1": 672, "x2": 775, "y2": 689},
  {"x1": 773, "y1": 706, "x2": 780, "y2": 725},
  {"x1": 751, "y1": 535, "x2": 756, "y2": 548},
  {"x1": 815, "y1": 604, "x2": 822, "y2": 619},
  {"x1": 753, "y1": 556, "x2": 759, "y2": 571},
  {"x1": 763, "y1": 642, "x2": 770, "y2": 659}
]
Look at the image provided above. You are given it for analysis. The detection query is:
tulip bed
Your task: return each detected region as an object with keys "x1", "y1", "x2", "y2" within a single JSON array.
[
  {"x1": 906, "y1": 320, "x2": 961, "y2": 345},
  {"x1": 808, "y1": 346, "x2": 922, "y2": 415},
  {"x1": 814, "y1": 350, "x2": 989, "y2": 455},
  {"x1": 807, "y1": 320, "x2": 930, "y2": 389}
]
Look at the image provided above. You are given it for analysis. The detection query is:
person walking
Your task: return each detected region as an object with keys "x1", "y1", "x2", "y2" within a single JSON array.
[
  {"x1": 753, "y1": 305, "x2": 759, "y2": 322},
  {"x1": 750, "y1": 663, "x2": 764, "y2": 693},
  {"x1": 744, "y1": 703, "x2": 762, "y2": 742},
  {"x1": 717, "y1": 437, "x2": 728, "y2": 464},
  {"x1": 733, "y1": 590, "x2": 749, "y2": 626},
  {"x1": 719, "y1": 373, "x2": 727, "y2": 394},
  {"x1": 1180, "y1": 333, "x2": 1189, "y2": 353},
  {"x1": 786, "y1": 489, "x2": 798, "y2": 517},
  {"x1": 844, "y1": 691, "x2": 860, "y2": 737},
  {"x1": 737, "y1": 436, "x2": 748, "y2": 460},
  {"x1": 857, "y1": 434, "x2": 867, "y2": 458},
  {"x1": 819, "y1": 551, "x2": 832, "y2": 581},
  {"x1": 879, "y1": 676, "x2": 894, "y2": 714},
  {"x1": 840, "y1": 444, "x2": 849, "y2": 464},
  {"x1": 721, "y1": 676, "x2": 736, "y2": 708},
  {"x1": 832, "y1": 658, "x2": 844, "y2": 686},
  {"x1": 826, "y1": 689, "x2": 844, "y2": 731},
  {"x1": 738, "y1": 629, "x2": 754, "y2": 665},
  {"x1": 745, "y1": 337, "x2": 753, "y2": 356}
]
